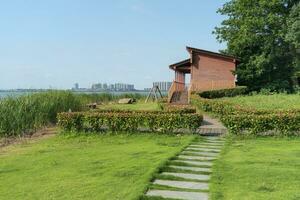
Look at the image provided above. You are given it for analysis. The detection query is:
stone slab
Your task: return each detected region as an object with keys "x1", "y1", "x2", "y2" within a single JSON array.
[
  {"x1": 182, "y1": 151, "x2": 219, "y2": 157},
  {"x1": 188, "y1": 144, "x2": 223, "y2": 149},
  {"x1": 186, "y1": 147, "x2": 221, "y2": 152},
  {"x1": 173, "y1": 160, "x2": 212, "y2": 167},
  {"x1": 192, "y1": 142, "x2": 223, "y2": 146},
  {"x1": 153, "y1": 179, "x2": 209, "y2": 190},
  {"x1": 189, "y1": 145, "x2": 222, "y2": 149},
  {"x1": 169, "y1": 165, "x2": 211, "y2": 173},
  {"x1": 205, "y1": 140, "x2": 225, "y2": 144},
  {"x1": 162, "y1": 172, "x2": 210, "y2": 181},
  {"x1": 178, "y1": 155, "x2": 216, "y2": 161},
  {"x1": 204, "y1": 136, "x2": 224, "y2": 140},
  {"x1": 146, "y1": 189, "x2": 208, "y2": 200}
]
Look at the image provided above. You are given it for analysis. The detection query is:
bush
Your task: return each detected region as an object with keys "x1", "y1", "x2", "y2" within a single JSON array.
[
  {"x1": 191, "y1": 95, "x2": 300, "y2": 135},
  {"x1": 221, "y1": 112, "x2": 300, "y2": 136},
  {"x1": 57, "y1": 112, "x2": 203, "y2": 133},
  {"x1": 198, "y1": 86, "x2": 248, "y2": 99}
]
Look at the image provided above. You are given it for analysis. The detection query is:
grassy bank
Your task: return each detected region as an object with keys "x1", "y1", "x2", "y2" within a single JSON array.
[
  {"x1": 210, "y1": 137, "x2": 300, "y2": 199},
  {"x1": 221, "y1": 94, "x2": 300, "y2": 110},
  {"x1": 0, "y1": 133, "x2": 195, "y2": 200},
  {"x1": 98, "y1": 102, "x2": 160, "y2": 111}
]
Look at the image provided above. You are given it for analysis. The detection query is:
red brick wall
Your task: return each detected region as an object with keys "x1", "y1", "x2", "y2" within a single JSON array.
[{"x1": 190, "y1": 52, "x2": 236, "y2": 91}]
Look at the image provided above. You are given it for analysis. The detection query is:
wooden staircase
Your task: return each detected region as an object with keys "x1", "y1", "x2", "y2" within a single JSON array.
[
  {"x1": 170, "y1": 90, "x2": 188, "y2": 104},
  {"x1": 168, "y1": 81, "x2": 189, "y2": 104}
]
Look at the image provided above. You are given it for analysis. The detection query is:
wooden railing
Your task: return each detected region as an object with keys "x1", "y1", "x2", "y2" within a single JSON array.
[
  {"x1": 168, "y1": 81, "x2": 185, "y2": 103},
  {"x1": 189, "y1": 80, "x2": 235, "y2": 92}
]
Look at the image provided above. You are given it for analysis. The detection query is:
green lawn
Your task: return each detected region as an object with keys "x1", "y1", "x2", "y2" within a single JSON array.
[
  {"x1": 211, "y1": 137, "x2": 300, "y2": 200},
  {"x1": 0, "y1": 133, "x2": 195, "y2": 200},
  {"x1": 221, "y1": 94, "x2": 300, "y2": 110},
  {"x1": 98, "y1": 101, "x2": 161, "y2": 111}
]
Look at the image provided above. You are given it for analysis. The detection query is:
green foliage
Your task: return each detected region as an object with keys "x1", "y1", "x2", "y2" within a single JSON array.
[
  {"x1": 57, "y1": 111, "x2": 203, "y2": 133},
  {"x1": 153, "y1": 103, "x2": 197, "y2": 114},
  {"x1": 191, "y1": 95, "x2": 300, "y2": 135},
  {"x1": 0, "y1": 91, "x2": 82, "y2": 137},
  {"x1": 98, "y1": 102, "x2": 160, "y2": 111},
  {"x1": 214, "y1": 0, "x2": 299, "y2": 91},
  {"x1": 0, "y1": 91, "x2": 145, "y2": 137},
  {"x1": 198, "y1": 86, "x2": 248, "y2": 99},
  {"x1": 94, "y1": 108, "x2": 196, "y2": 114},
  {"x1": 286, "y1": 3, "x2": 300, "y2": 50}
]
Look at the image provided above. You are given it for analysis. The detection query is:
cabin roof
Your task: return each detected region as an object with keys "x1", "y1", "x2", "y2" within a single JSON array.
[
  {"x1": 169, "y1": 59, "x2": 191, "y2": 70},
  {"x1": 186, "y1": 46, "x2": 239, "y2": 62}
]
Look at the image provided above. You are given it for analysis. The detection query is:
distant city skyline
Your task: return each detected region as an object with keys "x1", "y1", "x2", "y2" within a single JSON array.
[{"x1": 0, "y1": 1, "x2": 228, "y2": 90}]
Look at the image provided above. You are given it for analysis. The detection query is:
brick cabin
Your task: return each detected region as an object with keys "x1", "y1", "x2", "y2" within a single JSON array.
[{"x1": 168, "y1": 46, "x2": 239, "y2": 104}]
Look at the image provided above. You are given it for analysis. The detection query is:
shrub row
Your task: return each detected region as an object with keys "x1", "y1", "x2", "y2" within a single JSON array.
[
  {"x1": 221, "y1": 112, "x2": 300, "y2": 136},
  {"x1": 57, "y1": 112, "x2": 203, "y2": 133},
  {"x1": 191, "y1": 95, "x2": 300, "y2": 135},
  {"x1": 94, "y1": 108, "x2": 196, "y2": 114},
  {"x1": 197, "y1": 86, "x2": 248, "y2": 99}
]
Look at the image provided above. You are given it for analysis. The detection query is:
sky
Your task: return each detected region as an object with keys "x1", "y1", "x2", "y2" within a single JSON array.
[{"x1": 0, "y1": 0, "x2": 228, "y2": 90}]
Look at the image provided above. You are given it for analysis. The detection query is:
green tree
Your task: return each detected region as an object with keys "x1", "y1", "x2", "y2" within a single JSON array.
[
  {"x1": 286, "y1": 3, "x2": 300, "y2": 85},
  {"x1": 214, "y1": 0, "x2": 299, "y2": 91}
]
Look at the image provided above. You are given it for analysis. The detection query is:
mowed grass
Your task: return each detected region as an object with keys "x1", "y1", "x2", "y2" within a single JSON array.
[
  {"x1": 98, "y1": 101, "x2": 161, "y2": 111},
  {"x1": 0, "y1": 133, "x2": 195, "y2": 200},
  {"x1": 210, "y1": 137, "x2": 300, "y2": 200},
  {"x1": 221, "y1": 94, "x2": 300, "y2": 110}
]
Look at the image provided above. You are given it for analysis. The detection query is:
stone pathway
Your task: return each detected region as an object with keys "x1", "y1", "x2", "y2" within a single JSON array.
[
  {"x1": 198, "y1": 115, "x2": 227, "y2": 136},
  {"x1": 145, "y1": 136, "x2": 225, "y2": 200}
]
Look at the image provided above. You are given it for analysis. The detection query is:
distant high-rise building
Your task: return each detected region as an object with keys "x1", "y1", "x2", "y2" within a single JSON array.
[
  {"x1": 153, "y1": 82, "x2": 172, "y2": 91},
  {"x1": 90, "y1": 82, "x2": 134, "y2": 91},
  {"x1": 103, "y1": 83, "x2": 108, "y2": 90},
  {"x1": 74, "y1": 83, "x2": 79, "y2": 90}
]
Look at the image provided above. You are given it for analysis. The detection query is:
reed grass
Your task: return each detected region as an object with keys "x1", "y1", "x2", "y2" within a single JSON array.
[{"x1": 0, "y1": 91, "x2": 143, "y2": 137}]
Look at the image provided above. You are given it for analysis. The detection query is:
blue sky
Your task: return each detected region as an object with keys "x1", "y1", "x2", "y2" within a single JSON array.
[{"x1": 0, "y1": 0, "x2": 228, "y2": 90}]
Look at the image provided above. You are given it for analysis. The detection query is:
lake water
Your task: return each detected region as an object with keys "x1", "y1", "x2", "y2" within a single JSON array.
[{"x1": 0, "y1": 91, "x2": 163, "y2": 99}]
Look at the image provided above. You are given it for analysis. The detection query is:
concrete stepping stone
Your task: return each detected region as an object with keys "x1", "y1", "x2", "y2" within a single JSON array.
[
  {"x1": 186, "y1": 147, "x2": 221, "y2": 152},
  {"x1": 153, "y1": 179, "x2": 209, "y2": 190},
  {"x1": 178, "y1": 155, "x2": 216, "y2": 161},
  {"x1": 172, "y1": 160, "x2": 212, "y2": 167},
  {"x1": 146, "y1": 189, "x2": 208, "y2": 200},
  {"x1": 205, "y1": 137, "x2": 224, "y2": 140},
  {"x1": 169, "y1": 165, "x2": 212, "y2": 173},
  {"x1": 182, "y1": 151, "x2": 219, "y2": 157},
  {"x1": 205, "y1": 140, "x2": 224, "y2": 144},
  {"x1": 189, "y1": 145, "x2": 222, "y2": 149},
  {"x1": 192, "y1": 142, "x2": 223, "y2": 146},
  {"x1": 162, "y1": 172, "x2": 210, "y2": 181}
]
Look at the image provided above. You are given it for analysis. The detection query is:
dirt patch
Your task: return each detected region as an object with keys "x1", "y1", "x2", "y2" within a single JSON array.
[{"x1": 0, "y1": 127, "x2": 57, "y2": 148}]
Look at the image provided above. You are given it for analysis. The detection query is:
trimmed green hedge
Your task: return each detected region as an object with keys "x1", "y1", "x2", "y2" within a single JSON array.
[
  {"x1": 94, "y1": 107, "x2": 196, "y2": 114},
  {"x1": 191, "y1": 95, "x2": 300, "y2": 136},
  {"x1": 198, "y1": 86, "x2": 248, "y2": 99},
  {"x1": 57, "y1": 112, "x2": 203, "y2": 133}
]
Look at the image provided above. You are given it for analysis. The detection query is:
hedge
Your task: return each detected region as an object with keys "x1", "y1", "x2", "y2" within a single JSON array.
[
  {"x1": 57, "y1": 112, "x2": 203, "y2": 133},
  {"x1": 221, "y1": 112, "x2": 300, "y2": 136},
  {"x1": 191, "y1": 95, "x2": 300, "y2": 135},
  {"x1": 94, "y1": 107, "x2": 196, "y2": 114},
  {"x1": 197, "y1": 86, "x2": 248, "y2": 99}
]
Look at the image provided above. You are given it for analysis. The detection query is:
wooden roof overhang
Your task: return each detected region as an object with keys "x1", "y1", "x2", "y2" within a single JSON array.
[
  {"x1": 186, "y1": 46, "x2": 240, "y2": 64},
  {"x1": 169, "y1": 59, "x2": 191, "y2": 73}
]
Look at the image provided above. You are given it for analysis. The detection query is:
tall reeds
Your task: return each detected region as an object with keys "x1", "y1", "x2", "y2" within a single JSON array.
[{"x1": 0, "y1": 91, "x2": 144, "y2": 137}]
